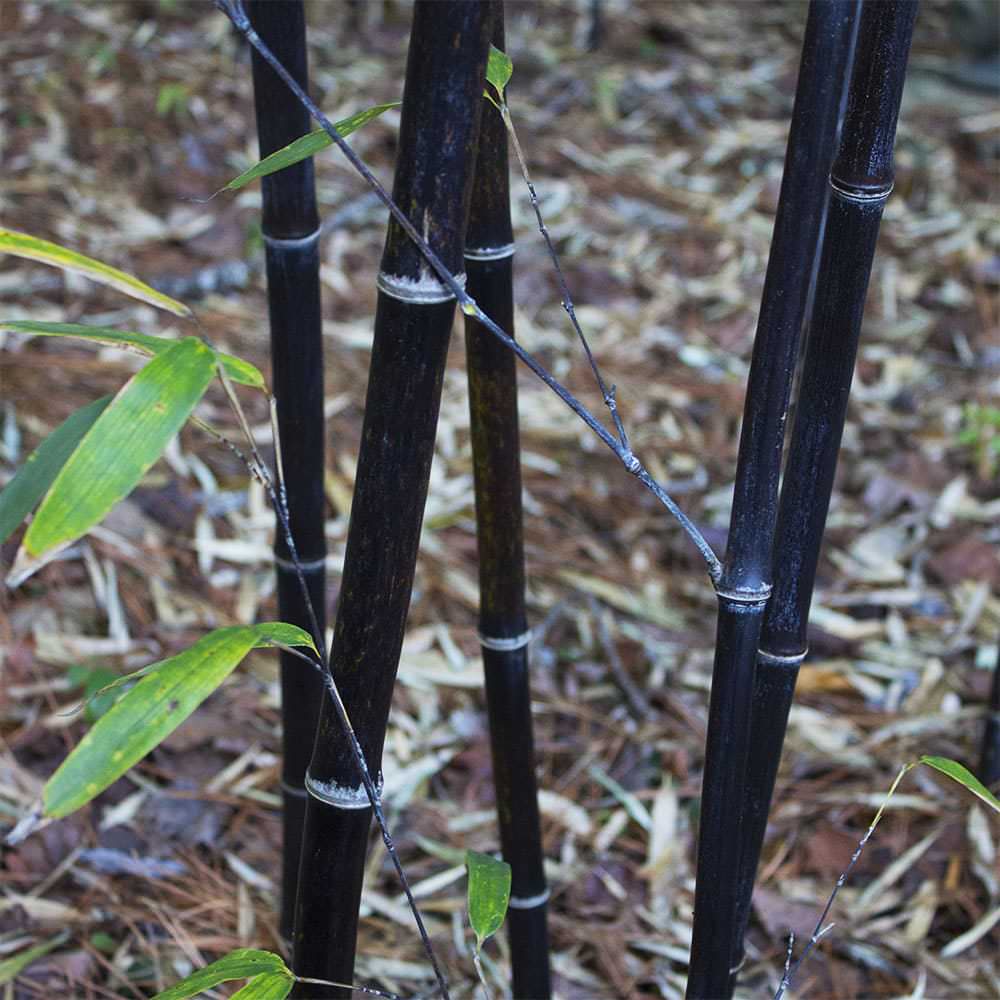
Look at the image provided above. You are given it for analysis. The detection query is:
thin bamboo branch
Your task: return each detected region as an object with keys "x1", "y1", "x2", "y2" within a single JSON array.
[{"x1": 214, "y1": 0, "x2": 723, "y2": 585}]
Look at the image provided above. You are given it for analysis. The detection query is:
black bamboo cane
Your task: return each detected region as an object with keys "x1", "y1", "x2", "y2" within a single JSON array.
[
  {"x1": 686, "y1": 4, "x2": 861, "y2": 995},
  {"x1": 979, "y1": 640, "x2": 1000, "y2": 786},
  {"x1": 697, "y1": 3, "x2": 916, "y2": 996},
  {"x1": 246, "y1": 0, "x2": 327, "y2": 946},
  {"x1": 726, "y1": 0, "x2": 860, "y2": 987},
  {"x1": 290, "y1": 5, "x2": 493, "y2": 995},
  {"x1": 463, "y1": 6, "x2": 551, "y2": 997}
]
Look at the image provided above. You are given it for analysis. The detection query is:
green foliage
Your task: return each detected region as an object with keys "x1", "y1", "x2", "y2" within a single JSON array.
[
  {"x1": 224, "y1": 102, "x2": 400, "y2": 192},
  {"x1": 151, "y1": 949, "x2": 293, "y2": 1000},
  {"x1": 0, "y1": 227, "x2": 190, "y2": 317},
  {"x1": 67, "y1": 663, "x2": 121, "y2": 723},
  {"x1": 485, "y1": 45, "x2": 513, "y2": 104},
  {"x1": 156, "y1": 82, "x2": 190, "y2": 118},
  {"x1": 0, "y1": 320, "x2": 264, "y2": 388},
  {"x1": 0, "y1": 395, "x2": 111, "y2": 546},
  {"x1": 465, "y1": 850, "x2": 512, "y2": 950},
  {"x1": 43, "y1": 623, "x2": 316, "y2": 818},
  {"x1": 919, "y1": 755, "x2": 999, "y2": 813},
  {"x1": 956, "y1": 402, "x2": 1000, "y2": 478},
  {"x1": 0, "y1": 933, "x2": 68, "y2": 984},
  {"x1": 16, "y1": 338, "x2": 216, "y2": 573}
]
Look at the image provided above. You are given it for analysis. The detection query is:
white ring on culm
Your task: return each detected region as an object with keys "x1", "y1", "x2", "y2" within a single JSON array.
[
  {"x1": 304, "y1": 771, "x2": 383, "y2": 809},
  {"x1": 829, "y1": 177, "x2": 893, "y2": 203},
  {"x1": 715, "y1": 583, "x2": 773, "y2": 604},
  {"x1": 274, "y1": 554, "x2": 327, "y2": 572},
  {"x1": 264, "y1": 229, "x2": 321, "y2": 249},
  {"x1": 508, "y1": 889, "x2": 550, "y2": 910},
  {"x1": 280, "y1": 780, "x2": 309, "y2": 798},
  {"x1": 464, "y1": 243, "x2": 515, "y2": 261},
  {"x1": 758, "y1": 648, "x2": 808, "y2": 667},
  {"x1": 376, "y1": 270, "x2": 465, "y2": 304},
  {"x1": 477, "y1": 629, "x2": 532, "y2": 652}
]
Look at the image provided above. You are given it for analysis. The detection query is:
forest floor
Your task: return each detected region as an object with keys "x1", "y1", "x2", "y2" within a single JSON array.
[{"x1": 1, "y1": 1, "x2": 997, "y2": 998}]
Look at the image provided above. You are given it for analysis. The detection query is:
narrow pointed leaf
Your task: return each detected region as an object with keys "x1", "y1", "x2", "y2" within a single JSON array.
[
  {"x1": 21, "y1": 337, "x2": 215, "y2": 564},
  {"x1": 0, "y1": 228, "x2": 190, "y2": 317},
  {"x1": 466, "y1": 850, "x2": 511, "y2": 949},
  {"x1": 0, "y1": 395, "x2": 111, "y2": 545},
  {"x1": 43, "y1": 623, "x2": 316, "y2": 819},
  {"x1": 229, "y1": 972, "x2": 295, "y2": 1000},
  {"x1": 486, "y1": 45, "x2": 513, "y2": 99},
  {"x1": 920, "y1": 756, "x2": 1000, "y2": 814},
  {"x1": 151, "y1": 950, "x2": 290, "y2": 1000},
  {"x1": 0, "y1": 933, "x2": 68, "y2": 985},
  {"x1": 225, "y1": 102, "x2": 400, "y2": 192},
  {"x1": 1, "y1": 320, "x2": 264, "y2": 389}
]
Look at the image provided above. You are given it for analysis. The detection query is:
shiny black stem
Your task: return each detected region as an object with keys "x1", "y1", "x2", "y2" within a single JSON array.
[
  {"x1": 246, "y1": 0, "x2": 327, "y2": 946},
  {"x1": 687, "y1": 4, "x2": 862, "y2": 995},
  {"x1": 739, "y1": 2, "x2": 915, "y2": 996},
  {"x1": 464, "y1": 6, "x2": 551, "y2": 996},
  {"x1": 730, "y1": 0, "x2": 862, "y2": 986},
  {"x1": 291, "y1": 4, "x2": 492, "y2": 996}
]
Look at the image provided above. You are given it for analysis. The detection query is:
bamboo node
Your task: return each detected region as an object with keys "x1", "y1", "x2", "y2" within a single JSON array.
[
  {"x1": 758, "y1": 648, "x2": 808, "y2": 667},
  {"x1": 376, "y1": 270, "x2": 465, "y2": 304},
  {"x1": 508, "y1": 888, "x2": 550, "y2": 909},
  {"x1": 263, "y1": 229, "x2": 321, "y2": 249},
  {"x1": 477, "y1": 629, "x2": 532, "y2": 652},
  {"x1": 304, "y1": 771, "x2": 383, "y2": 809},
  {"x1": 274, "y1": 553, "x2": 327, "y2": 573},
  {"x1": 714, "y1": 583, "x2": 772, "y2": 605},
  {"x1": 828, "y1": 176, "x2": 894, "y2": 204},
  {"x1": 464, "y1": 243, "x2": 516, "y2": 261}
]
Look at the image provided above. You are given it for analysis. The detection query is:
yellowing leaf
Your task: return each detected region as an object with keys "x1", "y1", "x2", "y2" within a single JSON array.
[
  {"x1": 16, "y1": 338, "x2": 215, "y2": 571},
  {"x1": 43, "y1": 624, "x2": 316, "y2": 819},
  {"x1": 486, "y1": 44, "x2": 513, "y2": 100},
  {"x1": 1, "y1": 320, "x2": 264, "y2": 389},
  {"x1": 224, "y1": 102, "x2": 400, "y2": 192},
  {"x1": 0, "y1": 228, "x2": 190, "y2": 317}
]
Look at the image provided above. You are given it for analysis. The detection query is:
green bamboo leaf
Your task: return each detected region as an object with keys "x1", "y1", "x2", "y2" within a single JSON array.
[
  {"x1": 465, "y1": 850, "x2": 511, "y2": 949},
  {"x1": 43, "y1": 623, "x2": 316, "y2": 819},
  {"x1": 225, "y1": 102, "x2": 400, "y2": 192},
  {"x1": 229, "y1": 972, "x2": 295, "y2": 1000},
  {"x1": 919, "y1": 756, "x2": 1000, "y2": 814},
  {"x1": 151, "y1": 949, "x2": 290, "y2": 1000},
  {"x1": 18, "y1": 338, "x2": 215, "y2": 569},
  {"x1": 0, "y1": 228, "x2": 190, "y2": 317},
  {"x1": 486, "y1": 45, "x2": 513, "y2": 100},
  {"x1": 0, "y1": 320, "x2": 264, "y2": 389},
  {"x1": 0, "y1": 932, "x2": 68, "y2": 984},
  {"x1": 0, "y1": 395, "x2": 111, "y2": 545}
]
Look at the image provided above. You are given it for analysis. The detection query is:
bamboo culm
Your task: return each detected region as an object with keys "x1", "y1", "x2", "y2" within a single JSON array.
[
  {"x1": 735, "y1": 0, "x2": 918, "y2": 992},
  {"x1": 686, "y1": 4, "x2": 861, "y2": 995},
  {"x1": 464, "y1": 5, "x2": 551, "y2": 997},
  {"x1": 980, "y1": 640, "x2": 999, "y2": 786},
  {"x1": 246, "y1": 0, "x2": 327, "y2": 946},
  {"x1": 290, "y1": 5, "x2": 493, "y2": 996}
]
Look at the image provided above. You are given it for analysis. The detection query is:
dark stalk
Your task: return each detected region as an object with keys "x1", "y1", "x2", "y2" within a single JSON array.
[
  {"x1": 686, "y1": 4, "x2": 861, "y2": 995},
  {"x1": 736, "y1": 1, "x2": 916, "y2": 994},
  {"x1": 289, "y1": 5, "x2": 493, "y2": 996},
  {"x1": 246, "y1": 0, "x2": 327, "y2": 945},
  {"x1": 464, "y1": 6, "x2": 551, "y2": 997}
]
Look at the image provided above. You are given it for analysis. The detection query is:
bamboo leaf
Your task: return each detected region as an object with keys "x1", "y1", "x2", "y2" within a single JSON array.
[
  {"x1": 0, "y1": 228, "x2": 190, "y2": 317},
  {"x1": 42, "y1": 622, "x2": 314, "y2": 819},
  {"x1": 0, "y1": 933, "x2": 68, "y2": 984},
  {"x1": 224, "y1": 102, "x2": 400, "y2": 192},
  {"x1": 919, "y1": 756, "x2": 1000, "y2": 814},
  {"x1": 465, "y1": 850, "x2": 511, "y2": 949},
  {"x1": 0, "y1": 395, "x2": 111, "y2": 545},
  {"x1": 486, "y1": 45, "x2": 513, "y2": 100},
  {"x1": 151, "y1": 949, "x2": 290, "y2": 1000},
  {"x1": 229, "y1": 972, "x2": 295, "y2": 999},
  {"x1": 16, "y1": 338, "x2": 216, "y2": 572},
  {"x1": 0, "y1": 320, "x2": 264, "y2": 389}
]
